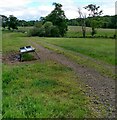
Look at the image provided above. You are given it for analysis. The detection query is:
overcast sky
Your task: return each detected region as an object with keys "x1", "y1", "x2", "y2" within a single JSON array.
[{"x1": 0, "y1": 0, "x2": 116, "y2": 20}]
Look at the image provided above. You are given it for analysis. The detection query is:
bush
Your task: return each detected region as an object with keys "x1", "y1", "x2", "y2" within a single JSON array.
[
  {"x1": 27, "y1": 27, "x2": 40, "y2": 36},
  {"x1": 51, "y1": 26, "x2": 60, "y2": 37},
  {"x1": 28, "y1": 21, "x2": 60, "y2": 37},
  {"x1": 43, "y1": 22, "x2": 53, "y2": 37},
  {"x1": 27, "y1": 27, "x2": 45, "y2": 37},
  {"x1": 38, "y1": 27, "x2": 46, "y2": 37}
]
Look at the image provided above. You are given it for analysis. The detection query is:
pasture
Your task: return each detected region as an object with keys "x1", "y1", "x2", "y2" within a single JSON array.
[
  {"x1": 65, "y1": 26, "x2": 115, "y2": 38},
  {"x1": 32, "y1": 37, "x2": 115, "y2": 79},
  {"x1": 37, "y1": 37, "x2": 115, "y2": 65},
  {"x1": 2, "y1": 29, "x2": 115, "y2": 118},
  {"x1": 17, "y1": 26, "x2": 115, "y2": 38}
]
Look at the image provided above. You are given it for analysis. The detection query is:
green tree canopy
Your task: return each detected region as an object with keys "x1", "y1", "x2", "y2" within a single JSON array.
[
  {"x1": 0, "y1": 15, "x2": 8, "y2": 28},
  {"x1": 28, "y1": 21, "x2": 60, "y2": 37},
  {"x1": 44, "y1": 3, "x2": 68, "y2": 37},
  {"x1": 84, "y1": 4, "x2": 103, "y2": 36},
  {"x1": 84, "y1": 4, "x2": 103, "y2": 17},
  {"x1": 7, "y1": 15, "x2": 18, "y2": 30}
]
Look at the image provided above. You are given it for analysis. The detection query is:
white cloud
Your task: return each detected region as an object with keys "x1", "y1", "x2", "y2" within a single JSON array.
[
  {"x1": 0, "y1": 0, "x2": 31, "y2": 7},
  {"x1": 0, "y1": 0, "x2": 116, "y2": 20}
]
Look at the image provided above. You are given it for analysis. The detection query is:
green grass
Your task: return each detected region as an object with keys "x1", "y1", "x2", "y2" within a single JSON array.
[
  {"x1": 32, "y1": 38, "x2": 115, "y2": 79},
  {"x1": 35, "y1": 37, "x2": 115, "y2": 65},
  {"x1": 18, "y1": 26, "x2": 33, "y2": 33},
  {"x1": 2, "y1": 32, "x2": 27, "y2": 54},
  {"x1": 9, "y1": 26, "x2": 115, "y2": 38},
  {"x1": 2, "y1": 31, "x2": 107, "y2": 118},
  {"x1": 65, "y1": 26, "x2": 115, "y2": 38},
  {"x1": 22, "y1": 53, "x2": 36, "y2": 61},
  {"x1": 3, "y1": 61, "x2": 96, "y2": 118}
]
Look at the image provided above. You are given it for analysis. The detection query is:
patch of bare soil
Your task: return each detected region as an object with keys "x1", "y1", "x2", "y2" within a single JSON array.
[
  {"x1": 2, "y1": 51, "x2": 39, "y2": 64},
  {"x1": 30, "y1": 41, "x2": 116, "y2": 118}
]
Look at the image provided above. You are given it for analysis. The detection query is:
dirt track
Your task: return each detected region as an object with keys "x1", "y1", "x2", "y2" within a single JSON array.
[
  {"x1": 3, "y1": 40, "x2": 115, "y2": 118},
  {"x1": 30, "y1": 41, "x2": 115, "y2": 118}
]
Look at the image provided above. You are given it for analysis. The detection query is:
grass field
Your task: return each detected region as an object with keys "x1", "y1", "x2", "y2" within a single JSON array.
[
  {"x1": 37, "y1": 37, "x2": 115, "y2": 65},
  {"x1": 3, "y1": 60, "x2": 95, "y2": 118},
  {"x1": 17, "y1": 26, "x2": 115, "y2": 38},
  {"x1": 17, "y1": 26, "x2": 115, "y2": 66},
  {"x1": 65, "y1": 26, "x2": 115, "y2": 38},
  {"x1": 2, "y1": 30, "x2": 115, "y2": 118},
  {"x1": 32, "y1": 37, "x2": 115, "y2": 79}
]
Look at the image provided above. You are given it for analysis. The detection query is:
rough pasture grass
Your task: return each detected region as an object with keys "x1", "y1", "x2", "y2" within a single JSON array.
[
  {"x1": 17, "y1": 26, "x2": 115, "y2": 38},
  {"x1": 2, "y1": 32, "x2": 28, "y2": 53},
  {"x1": 32, "y1": 38, "x2": 115, "y2": 79},
  {"x1": 2, "y1": 32, "x2": 106, "y2": 118},
  {"x1": 65, "y1": 26, "x2": 115, "y2": 38},
  {"x1": 37, "y1": 37, "x2": 115, "y2": 65},
  {"x1": 18, "y1": 26, "x2": 33, "y2": 33},
  {"x1": 3, "y1": 61, "x2": 94, "y2": 118}
]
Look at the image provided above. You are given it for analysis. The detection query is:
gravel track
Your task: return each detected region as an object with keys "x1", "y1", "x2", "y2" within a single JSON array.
[{"x1": 31, "y1": 41, "x2": 116, "y2": 118}]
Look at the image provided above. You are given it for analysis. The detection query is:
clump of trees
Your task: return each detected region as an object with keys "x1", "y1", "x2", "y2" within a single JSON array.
[
  {"x1": 76, "y1": 4, "x2": 103, "y2": 38},
  {"x1": 68, "y1": 15, "x2": 116, "y2": 30},
  {"x1": 28, "y1": 21, "x2": 60, "y2": 37},
  {"x1": 1, "y1": 15, "x2": 18, "y2": 30},
  {"x1": 1, "y1": 15, "x2": 8, "y2": 29},
  {"x1": 28, "y1": 2, "x2": 68, "y2": 37},
  {"x1": 7, "y1": 15, "x2": 18, "y2": 30},
  {"x1": 84, "y1": 4, "x2": 103, "y2": 37},
  {"x1": 44, "y1": 3, "x2": 68, "y2": 37},
  {"x1": 1, "y1": 3, "x2": 116, "y2": 38}
]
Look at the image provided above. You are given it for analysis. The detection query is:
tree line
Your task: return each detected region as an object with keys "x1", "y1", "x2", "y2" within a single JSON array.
[
  {"x1": 1, "y1": 3, "x2": 68, "y2": 37},
  {"x1": 68, "y1": 15, "x2": 116, "y2": 29},
  {"x1": 1, "y1": 15, "x2": 116, "y2": 29},
  {"x1": 0, "y1": 3, "x2": 116, "y2": 37}
]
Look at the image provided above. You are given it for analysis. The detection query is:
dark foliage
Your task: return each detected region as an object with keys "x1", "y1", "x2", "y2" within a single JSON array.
[
  {"x1": 68, "y1": 15, "x2": 116, "y2": 29},
  {"x1": 7, "y1": 15, "x2": 18, "y2": 30},
  {"x1": 43, "y1": 3, "x2": 68, "y2": 37}
]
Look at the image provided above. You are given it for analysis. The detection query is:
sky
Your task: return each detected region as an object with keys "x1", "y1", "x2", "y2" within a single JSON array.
[{"x1": 0, "y1": 0, "x2": 116, "y2": 20}]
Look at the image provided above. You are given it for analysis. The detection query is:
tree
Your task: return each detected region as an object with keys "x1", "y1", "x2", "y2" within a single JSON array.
[
  {"x1": 43, "y1": 21, "x2": 53, "y2": 37},
  {"x1": 7, "y1": 15, "x2": 18, "y2": 30},
  {"x1": 78, "y1": 8, "x2": 86, "y2": 38},
  {"x1": 44, "y1": 3, "x2": 68, "y2": 37},
  {"x1": 50, "y1": 26, "x2": 60, "y2": 37},
  {"x1": 0, "y1": 15, "x2": 8, "y2": 29},
  {"x1": 28, "y1": 20, "x2": 60, "y2": 37},
  {"x1": 34, "y1": 21, "x2": 43, "y2": 28},
  {"x1": 84, "y1": 4, "x2": 103, "y2": 36}
]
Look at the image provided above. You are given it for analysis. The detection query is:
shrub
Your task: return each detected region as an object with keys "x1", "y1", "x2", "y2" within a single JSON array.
[
  {"x1": 38, "y1": 27, "x2": 46, "y2": 37},
  {"x1": 43, "y1": 21, "x2": 53, "y2": 37},
  {"x1": 27, "y1": 27, "x2": 40, "y2": 36},
  {"x1": 51, "y1": 26, "x2": 60, "y2": 37},
  {"x1": 27, "y1": 27, "x2": 45, "y2": 37}
]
